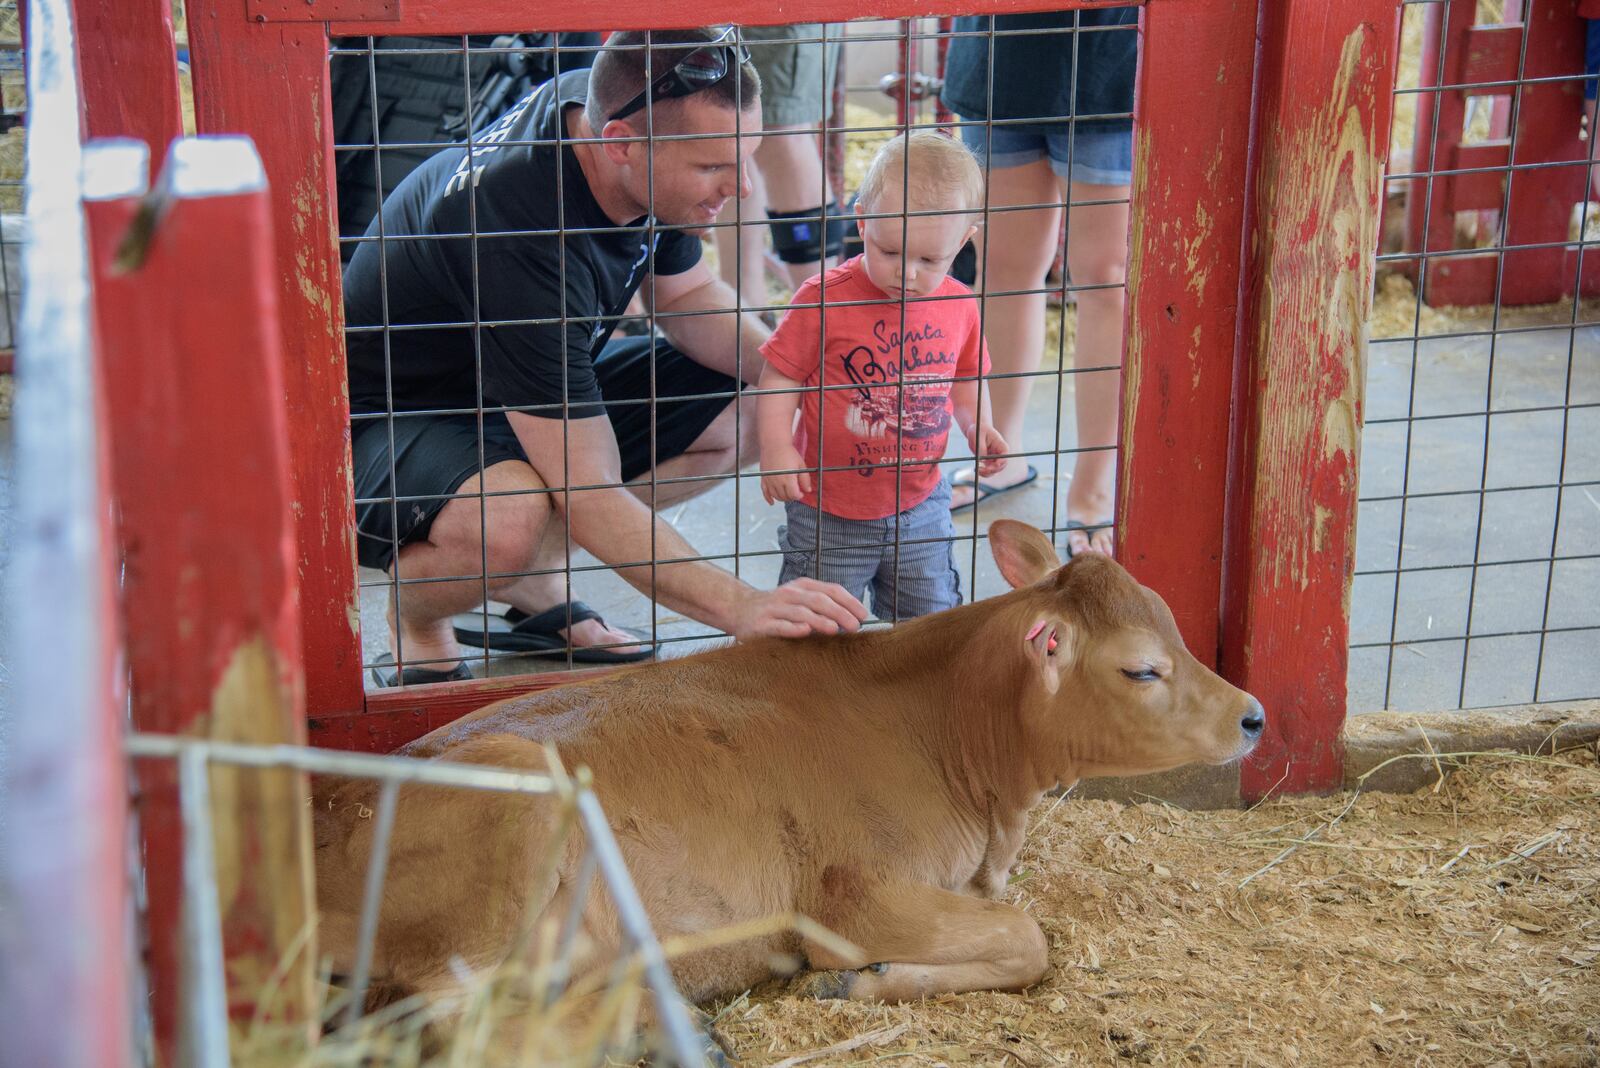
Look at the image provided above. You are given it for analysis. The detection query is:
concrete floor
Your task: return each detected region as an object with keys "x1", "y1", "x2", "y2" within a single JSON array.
[
  {"x1": 358, "y1": 349, "x2": 1101, "y2": 684},
  {"x1": 354, "y1": 312, "x2": 1600, "y2": 714},
  {"x1": 1350, "y1": 321, "x2": 1600, "y2": 712},
  {"x1": 1, "y1": 310, "x2": 1594, "y2": 722},
  {"x1": 4, "y1": 24, "x2": 1598, "y2": 717}
]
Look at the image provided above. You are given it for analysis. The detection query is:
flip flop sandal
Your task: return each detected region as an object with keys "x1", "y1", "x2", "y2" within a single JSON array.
[
  {"x1": 1063, "y1": 518, "x2": 1115, "y2": 559},
  {"x1": 950, "y1": 464, "x2": 1039, "y2": 514},
  {"x1": 368, "y1": 654, "x2": 473, "y2": 689},
  {"x1": 451, "y1": 601, "x2": 657, "y2": 664}
]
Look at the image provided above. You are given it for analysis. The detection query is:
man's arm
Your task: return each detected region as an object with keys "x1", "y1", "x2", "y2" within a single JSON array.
[
  {"x1": 644, "y1": 261, "x2": 770, "y2": 384},
  {"x1": 508, "y1": 410, "x2": 865, "y2": 639}
]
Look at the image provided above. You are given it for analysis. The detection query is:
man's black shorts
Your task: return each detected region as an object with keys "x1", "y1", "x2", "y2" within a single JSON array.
[{"x1": 350, "y1": 336, "x2": 739, "y2": 572}]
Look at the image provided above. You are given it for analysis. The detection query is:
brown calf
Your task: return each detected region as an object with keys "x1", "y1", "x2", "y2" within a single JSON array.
[{"x1": 315, "y1": 520, "x2": 1264, "y2": 1012}]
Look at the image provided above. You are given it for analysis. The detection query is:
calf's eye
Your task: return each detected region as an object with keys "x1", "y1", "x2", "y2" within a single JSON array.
[{"x1": 1120, "y1": 667, "x2": 1161, "y2": 682}]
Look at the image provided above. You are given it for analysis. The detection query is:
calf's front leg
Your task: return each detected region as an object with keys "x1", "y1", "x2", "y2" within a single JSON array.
[{"x1": 799, "y1": 879, "x2": 1048, "y2": 1001}]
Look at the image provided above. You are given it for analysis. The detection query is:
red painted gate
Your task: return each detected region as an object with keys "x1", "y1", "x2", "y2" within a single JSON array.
[{"x1": 48, "y1": 0, "x2": 1405, "y2": 1058}]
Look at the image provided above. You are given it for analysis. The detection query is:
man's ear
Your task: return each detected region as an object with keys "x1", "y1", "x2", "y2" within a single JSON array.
[
  {"x1": 598, "y1": 119, "x2": 637, "y2": 165},
  {"x1": 990, "y1": 519, "x2": 1061, "y2": 589},
  {"x1": 1022, "y1": 615, "x2": 1073, "y2": 695}
]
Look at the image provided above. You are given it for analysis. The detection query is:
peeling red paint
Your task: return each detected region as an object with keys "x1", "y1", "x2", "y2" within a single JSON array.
[
  {"x1": 86, "y1": 156, "x2": 316, "y2": 1061},
  {"x1": 1224, "y1": 4, "x2": 1402, "y2": 803},
  {"x1": 187, "y1": 5, "x2": 364, "y2": 718}
]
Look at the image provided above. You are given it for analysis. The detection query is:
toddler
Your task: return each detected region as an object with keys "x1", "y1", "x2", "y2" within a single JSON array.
[{"x1": 758, "y1": 130, "x2": 1006, "y2": 619}]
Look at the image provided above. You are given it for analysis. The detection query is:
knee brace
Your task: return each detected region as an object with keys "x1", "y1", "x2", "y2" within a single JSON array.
[{"x1": 767, "y1": 203, "x2": 849, "y2": 265}]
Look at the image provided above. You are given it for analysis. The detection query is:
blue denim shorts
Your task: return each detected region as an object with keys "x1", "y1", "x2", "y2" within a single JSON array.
[
  {"x1": 777, "y1": 477, "x2": 962, "y2": 621},
  {"x1": 1587, "y1": 19, "x2": 1600, "y2": 101},
  {"x1": 961, "y1": 122, "x2": 1133, "y2": 187}
]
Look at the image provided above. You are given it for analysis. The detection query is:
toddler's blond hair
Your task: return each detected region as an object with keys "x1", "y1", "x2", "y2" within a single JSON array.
[{"x1": 856, "y1": 130, "x2": 985, "y2": 216}]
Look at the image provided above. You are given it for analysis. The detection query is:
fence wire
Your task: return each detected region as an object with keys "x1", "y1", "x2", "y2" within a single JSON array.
[
  {"x1": 1354, "y1": 0, "x2": 1600, "y2": 712},
  {"x1": 125, "y1": 732, "x2": 713, "y2": 1067},
  {"x1": 330, "y1": 14, "x2": 1138, "y2": 687}
]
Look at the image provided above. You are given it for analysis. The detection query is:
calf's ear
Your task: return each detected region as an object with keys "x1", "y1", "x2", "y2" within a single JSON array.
[
  {"x1": 1022, "y1": 615, "x2": 1073, "y2": 694},
  {"x1": 990, "y1": 520, "x2": 1061, "y2": 588}
]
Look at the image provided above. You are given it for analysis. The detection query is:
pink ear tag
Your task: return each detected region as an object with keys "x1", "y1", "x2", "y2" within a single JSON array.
[{"x1": 1024, "y1": 621, "x2": 1059, "y2": 653}]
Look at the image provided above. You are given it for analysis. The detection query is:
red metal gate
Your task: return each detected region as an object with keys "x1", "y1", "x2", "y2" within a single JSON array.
[
  {"x1": 75, "y1": 0, "x2": 1399, "y2": 788},
  {"x1": 56, "y1": 0, "x2": 1404, "y2": 1058}
]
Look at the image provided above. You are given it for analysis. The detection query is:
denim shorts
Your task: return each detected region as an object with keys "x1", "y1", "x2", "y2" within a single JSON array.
[
  {"x1": 960, "y1": 122, "x2": 1133, "y2": 187},
  {"x1": 1587, "y1": 19, "x2": 1600, "y2": 101},
  {"x1": 777, "y1": 477, "x2": 962, "y2": 621}
]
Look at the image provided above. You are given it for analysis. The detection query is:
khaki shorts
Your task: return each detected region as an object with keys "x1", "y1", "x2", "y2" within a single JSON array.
[{"x1": 743, "y1": 24, "x2": 840, "y2": 129}]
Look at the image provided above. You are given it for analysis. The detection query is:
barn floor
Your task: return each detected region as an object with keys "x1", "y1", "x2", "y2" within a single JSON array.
[
  {"x1": 708, "y1": 746, "x2": 1599, "y2": 1067},
  {"x1": 356, "y1": 270, "x2": 1600, "y2": 714}
]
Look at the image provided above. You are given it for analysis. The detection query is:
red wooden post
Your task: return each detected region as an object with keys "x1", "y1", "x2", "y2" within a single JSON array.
[
  {"x1": 0, "y1": 5, "x2": 130, "y2": 1058},
  {"x1": 1224, "y1": 0, "x2": 1402, "y2": 802},
  {"x1": 1119, "y1": 0, "x2": 1260, "y2": 669},
  {"x1": 185, "y1": 5, "x2": 365, "y2": 720},
  {"x1": 87, "y1": 136, "x2": 318, "y2": 1061},
  {"x1": 71, "y1": 0, "x2": 184, "y2": 181},
  {"x1": 1403, "y1": 0, "x2": 1598, "y2": 306},
  {"x1": 1402, "y1": 0, "x2": 1482, "y2": 303},
  {"x1": 1499, "y1": 0, "x2": 1590, "y2": 306}
]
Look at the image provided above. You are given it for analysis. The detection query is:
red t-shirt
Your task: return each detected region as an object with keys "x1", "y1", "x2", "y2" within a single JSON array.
[{"x1": 761, "y1": 256, "x2": 991, "y2": 520}]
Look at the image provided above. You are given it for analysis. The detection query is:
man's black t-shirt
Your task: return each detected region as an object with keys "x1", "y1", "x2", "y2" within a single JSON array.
[{"x1": 343, "y1": 69, "x2": 702, "y2": 420}]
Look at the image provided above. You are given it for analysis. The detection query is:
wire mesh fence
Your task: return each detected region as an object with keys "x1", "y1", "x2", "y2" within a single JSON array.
[
  {"x1": 125, "y1": 732, "x2": 715, "y2": 1067},
  {"x1": 1, "y1": 13, "x2": 25, "y2": 375},
  {"x1": 1353, "y1": 0, "x2": 1600, "y2": 713},
  {"x1": 330, "y1": 14, "x2": 1138, "y2": 690}
]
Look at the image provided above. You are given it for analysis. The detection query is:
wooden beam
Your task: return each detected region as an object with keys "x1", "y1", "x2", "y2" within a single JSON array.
[
  {"x1": 1119, "y1": 0, "x2": 1260, "y2": 669},
  {"x1": 87, "y1": 138, "x2": 317, "y2": 1063},
  {"x1": 1225, "y1": 0, "x2": 1402, "y2": 802},
  {"x1": 72, "y1": 0, "x2": 184, "y2": 179},
  {"x1": 0, "y1": 9, "x2": 131, "y2": 1052},
  {"x1": 330, "y1": 0, "x2": 1140, "y2": 36},
  {"x1": 186, "y1": 5, "x2": 365, "y2": 719}
]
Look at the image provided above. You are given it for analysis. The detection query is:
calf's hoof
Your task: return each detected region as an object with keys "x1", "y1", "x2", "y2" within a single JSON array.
[
  {"x1": 790, "y1": 968, "x2": 859, "y2": 1000},
  {"x1": 790, "y1": 962, "x2": 887, "y2": 1001}
]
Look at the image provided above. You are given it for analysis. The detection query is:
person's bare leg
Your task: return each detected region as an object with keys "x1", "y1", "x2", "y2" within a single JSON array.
[
  {"x1": 715, "y1": 167, "x2": 770, "y2": 313},
  {"x1": 949, "y1": 159, "x2": 1063, "y2": 508},
  {"x1": 1062, "y1": 182, "x2": 1130, "y2": 558},
  {"x1": 388, "y1": 460, "x2": 550, "y2": 671},
  {"x1": 489, "y1": 396, "x2": 757, "y2": 652},
  {"x1": 757, "y1": 125, "x2": 835, "y2": 288},
  {"x1": 1588, "y1": 100, "x2": 1600, "y2": 205}
]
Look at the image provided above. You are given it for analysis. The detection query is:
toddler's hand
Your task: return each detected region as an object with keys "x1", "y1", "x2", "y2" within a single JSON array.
[
  {"x1": 970, "y1": 424, "x2": 1009, "y2": 477},
  {"x1": 761, "y1": 447, "x2": 814, "y2": 505}
]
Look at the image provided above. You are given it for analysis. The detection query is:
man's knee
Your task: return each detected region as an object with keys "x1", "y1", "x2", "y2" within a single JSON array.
[
  {"x1": 479, "y1": 491, "x2": 553, "y2": 578},
  {"x1": 430, "y1": 468, "x2": 552, "y2": 579},
  {"x1": 734, "y1": 395, "x2": 761, "y2": 467},
  {"x1": 685, "y1": 395, "x2": 757, "y2": 467}
]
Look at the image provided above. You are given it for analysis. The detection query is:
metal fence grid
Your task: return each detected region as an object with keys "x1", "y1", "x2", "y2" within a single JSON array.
[
  {"x1": 125, "y1": 732, "x2": 714, "y2": 1066},
  {"x1": 1352, "y1": 0, "x2": 1600, "y2": 713},
  {"x1": 329, "y1": 13, "x2": 1138, "y2": 687},
  {"x1": 1, "y1": 16, "x2": 24, "y2": 361}
]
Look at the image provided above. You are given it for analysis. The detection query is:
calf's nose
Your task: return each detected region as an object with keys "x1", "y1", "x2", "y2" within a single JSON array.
[{"x1": 1240, "y1": 697, "x2": 1266, "y2": 737}]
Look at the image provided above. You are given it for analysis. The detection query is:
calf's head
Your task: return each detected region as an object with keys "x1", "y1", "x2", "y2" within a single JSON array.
[{"x1": 987, "y1": 520, "x2": 1265, "y2": 781}]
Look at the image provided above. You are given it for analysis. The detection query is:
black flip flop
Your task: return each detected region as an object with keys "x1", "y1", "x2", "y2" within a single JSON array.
[
  {"x1": 950, "y1": 464, "x2": 1039, "y2": 514},
  {"x1": 368, "y1": 654, "x2": 473, "y2": 689},
  {"x1": 1063, "y1": 518, "x2": 1115, "y2": 559},
  {"x1": 451, "y1": 601, "x2": 657, "y2": 664}
]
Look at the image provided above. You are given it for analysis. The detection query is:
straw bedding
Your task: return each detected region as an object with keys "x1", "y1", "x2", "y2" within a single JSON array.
[{"x1": 708, "y1": 746, "x2": 1599, "y2": 1067}]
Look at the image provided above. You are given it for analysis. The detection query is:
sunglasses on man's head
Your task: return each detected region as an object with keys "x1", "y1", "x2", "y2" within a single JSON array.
[{"x1": 607, "y1": 26, "x2": 752, "y2": 124}]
